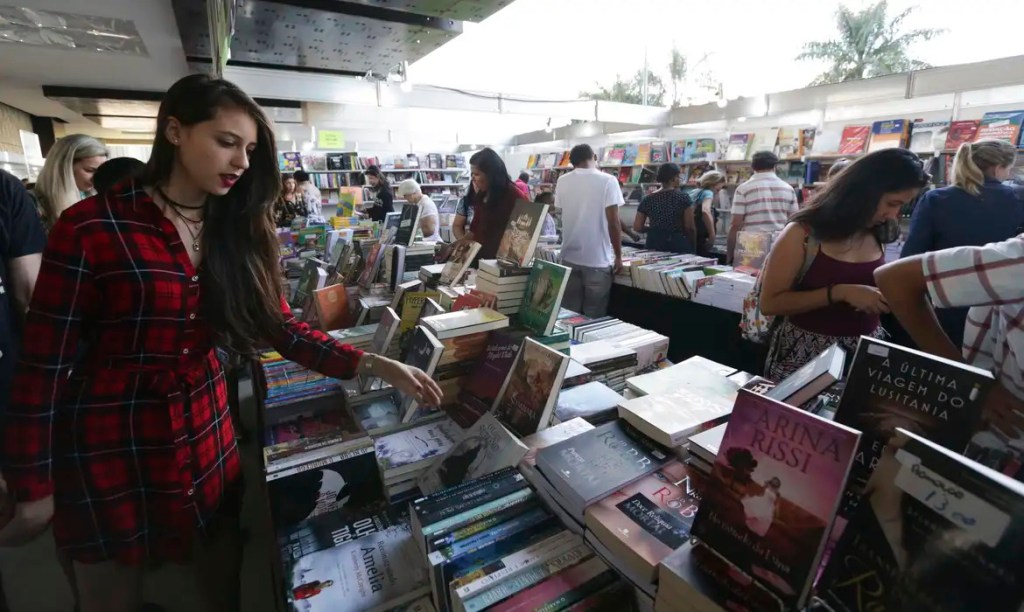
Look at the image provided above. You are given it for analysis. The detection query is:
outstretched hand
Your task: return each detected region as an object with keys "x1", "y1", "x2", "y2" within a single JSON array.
[{"x1": 374, "y1": 357, "x2": 443, "y2": 407}]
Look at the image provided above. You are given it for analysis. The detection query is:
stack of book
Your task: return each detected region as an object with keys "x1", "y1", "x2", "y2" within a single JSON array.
[
  {"x1": 561, "y1": 317, "x2": 669, "y2": 370},
  {"x1": 473, "y1": 259, "x2": 530, "y2": 316},
  {"x1": 624, "y1": 355, "x2": 741, "y2": 397},
  {"x1": 689, "y1": 270, "x2": 756, "y2": 313},
  {"x1": 325, "y1": 323, "x2": 377, "y2": 351},
  {"x1": 259, "y1": 351, "x2": 345, "y2": 415},
  {"x1": 374, "y1": 417, "x2": 460, "y2": 503},
  {"x1": 421, "y1": 308, "x2": 511, "y2": 413},
  {"x1": 627, "y1": 255, "x2": 718, "y2": 297},
  {"x1": 410, "y1": 467, "x2": 631, "y2": 612},
  {"x1": 552, "y1": 380, "x2": 625, "y2": 425},
  {"x1": 567, "y1": 341, "x2": 639, "y2": 393},
  {"x1": 386, "y1": 241, "x2": 437, "y2": 288}
]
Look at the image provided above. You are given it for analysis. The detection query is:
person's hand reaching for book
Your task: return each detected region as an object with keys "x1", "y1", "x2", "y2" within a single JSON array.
[{"x1": 374, "y1": 356, "x2": 443, "y2": 407}]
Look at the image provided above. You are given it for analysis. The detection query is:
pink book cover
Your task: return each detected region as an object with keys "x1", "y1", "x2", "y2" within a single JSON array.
[
  {"x1": 489, "y1": 556, "x2": 608, "y2": 612},
  {"x1": 690, "y1": 390, "x2": 860, "y2": 609}
]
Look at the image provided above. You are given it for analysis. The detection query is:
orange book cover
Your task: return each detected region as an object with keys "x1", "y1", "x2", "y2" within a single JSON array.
[
  {"x1": 837, "y1": 125, "x2": 870, "y2": 155},
  {"x1": 313, "y1": 284, "x2": 350, "y2": 330}
]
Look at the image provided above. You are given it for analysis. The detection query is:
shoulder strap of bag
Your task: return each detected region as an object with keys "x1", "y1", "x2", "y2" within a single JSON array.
[{"x1": 795, "y1": 226, "x2": 819, "y2": 285}]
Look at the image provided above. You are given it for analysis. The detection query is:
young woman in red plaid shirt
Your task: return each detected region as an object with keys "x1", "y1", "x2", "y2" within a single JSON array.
[{"x1": 1, "y1": 74, "x2": 441, "y2": 612}]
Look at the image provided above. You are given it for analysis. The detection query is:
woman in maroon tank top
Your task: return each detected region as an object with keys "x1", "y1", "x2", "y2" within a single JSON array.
[{"x1": 759, "y1": 149, "x2": 929, "y2": 379}]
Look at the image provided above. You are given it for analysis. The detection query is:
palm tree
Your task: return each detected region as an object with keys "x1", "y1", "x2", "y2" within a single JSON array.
[
  {"x1": 581, "y1": 68, "x2": 665, "y2": 106},
  {"x1": 797, "y1": 1, "x2": 944, "y2": 86},
  {"x1": 669, "y1": 47, "x2": 687, "y2": 107}
]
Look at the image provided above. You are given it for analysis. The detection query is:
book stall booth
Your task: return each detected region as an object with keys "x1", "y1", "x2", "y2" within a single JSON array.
[{"x1": 245, "y1": 56, "x2": 1024, "y2": 612}]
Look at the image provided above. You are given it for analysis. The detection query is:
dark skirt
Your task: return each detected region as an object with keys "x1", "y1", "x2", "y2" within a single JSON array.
[
  {"x1": 765, "y1": 318, "x2": 886, "y2": 381},
  {"x1": 645, "y1": 227, "x2": 693, "y2": 254}
]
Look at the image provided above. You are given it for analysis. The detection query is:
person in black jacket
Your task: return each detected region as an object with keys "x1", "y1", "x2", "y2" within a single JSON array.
[{"x1": 363, "y1": 165, "x2": 394, "y2": 222}]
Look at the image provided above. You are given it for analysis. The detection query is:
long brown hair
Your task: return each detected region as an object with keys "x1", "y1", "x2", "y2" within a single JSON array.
[{"x1": 145, "y1": 74, "x2": 283, "y2": 354}]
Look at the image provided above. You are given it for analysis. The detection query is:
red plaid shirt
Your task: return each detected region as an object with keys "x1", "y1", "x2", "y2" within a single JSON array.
[{"x1": 2, "y1": 183, "x2": 362, "y2": 564}]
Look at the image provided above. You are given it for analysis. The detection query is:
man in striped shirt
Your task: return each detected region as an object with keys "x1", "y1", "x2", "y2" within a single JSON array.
[
  {"x1": 726, "y1": 151, "x2": 798, "y2": 262},
  {"x1": 875, "y1": 235, "x2": 1024, "y2": 473}
]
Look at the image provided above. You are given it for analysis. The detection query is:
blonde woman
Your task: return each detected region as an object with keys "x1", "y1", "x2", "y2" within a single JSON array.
[
  {"x1": 34, "y1": 134, "x2": 108, "y2": 230},
  {"x1": 687, "y1": 170, "x2": 727, "y2": 256},
  {"x1": 900, "y1": 139, "x2": 1021, "y2": 346}
]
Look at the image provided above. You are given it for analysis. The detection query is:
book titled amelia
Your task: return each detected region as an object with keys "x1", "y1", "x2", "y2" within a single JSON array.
[{"x1": 690, "y1": 390, "x2": 860, "y2": 610}]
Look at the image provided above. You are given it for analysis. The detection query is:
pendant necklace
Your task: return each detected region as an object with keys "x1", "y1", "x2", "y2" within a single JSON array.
[{"x1": 157, "y1": 187, "x2": 205, "y2": 252}]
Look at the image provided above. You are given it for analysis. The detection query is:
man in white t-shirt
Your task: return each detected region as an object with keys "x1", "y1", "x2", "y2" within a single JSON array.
[
  {"x1": 554, "y1": 144, "x2": 625, "y2": 317},
  {"x1": 397, "y1": 179, "x2": 441, "y2": 243}
]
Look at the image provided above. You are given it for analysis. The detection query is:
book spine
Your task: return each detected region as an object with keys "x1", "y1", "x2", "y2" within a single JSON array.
[
  {"x1": 440, "y1": 518, "x2": 562, "y2": 612},
  {"x1": 451, "y1": 531, "x2": 579, "y2": 600},
  {"x1": 533, "y1": 569, "x2": 619, "y2": 612},
  {"x1": 429, "y1": 500, "x2": 542, "y2": 551},
  {"x1": 264, "y1": 445, "x2": 372, "y2": 481},
  {"x1": 488, "y1": 555, "x2": 608, "y2": 612},
  {"x1": 417, "y1": 472, "x2": 527, "y2": 525},
  {"x1": 422, "y1": 489, "x2": 536, "y2": 538},
  {"x1": 412, "y1": 467, "x2": 517, "y2": 514},
  {"x1": 462, "y1": 544, "x2": 592, "y2": 612},
  {"x1": 428, "y1": 507, "x2": 551, "y2": 564}
]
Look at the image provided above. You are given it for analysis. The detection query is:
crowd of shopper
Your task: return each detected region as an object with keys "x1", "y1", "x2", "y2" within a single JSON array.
[{"x1": 2, "y1": 68, "x2": 1023, "y2": 612}]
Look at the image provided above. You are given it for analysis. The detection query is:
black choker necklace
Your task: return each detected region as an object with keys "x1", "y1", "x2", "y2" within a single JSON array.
[{"x1": 156, "y1": 186, "x2": 205, "y2": 210}]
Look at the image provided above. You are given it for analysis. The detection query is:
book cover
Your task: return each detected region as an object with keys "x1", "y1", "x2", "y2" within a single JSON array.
[
  {"x1": 690, "y1": 390, "x2": 860, "y2": 608},
  {"x1": 395, "y1": 203, "x2": 423, "y2": 247},
  {"x1": 944, "y1": 120, "x2": 980, "y2": 150},
  {"x1": 635, "y1": 143, "x2": 652, "y2": 165},
  {"x1": 493, "y1": 337, "x2": 571, "y2": 438},
  {"x1": 374, "y1": 419, "x2": 458, "y2": 476},
  {"x1": 495, "y1": 200, "x2": 550, "y2": 267},
  {"x1": 798, "y1": 128, "x2": 817, "y2": 156},
  {"x1": 399, "y1": 291, "x2": 440, "y2": 334},
  {"x1": 421, "y1": 307, "x2": 508, "y2": 340},
  {"x1": 439, "y1": 240, "x2": 481, "y2": 286},
  {"x1": 975, "y1": 109, "x2": 1024, "y2": 145},
  {"x1": 749, "y1": 128, "x2": 780, "y2": 160},
  {"x1": 626, "y1": 358, "x2": 740, "y2": 398},
  {"x1": 775, "y1": 127, "x2": 801, "y2": 159},
  {"x1": 554, "y1": 381, "x2": 624, "y2": 425},
  {"x1": 313, "y1": 284, "x2": 351, "y2": 331},
  {"x1": 618, "y1": 384, "x2": 735, "y2": 448},
  {"x1": 451, "y1": 293, "x2": 484, "y2": 311},
  {"x1": 458, "y1": 329, "x2": 528, "y2": 425},
  {"x1": 867, "y1": 119, "x2": 908, "y2": 152},
  {"x1": 725, "y1": 134, "x2": 752, "y2": 161},
  {"x1": 400, "y1": 326, "x2": 445, "y2": 421},
  {"x1": 585, "y1": 460, "x2": 704, "y2": 582},
  {"x1": 733, "y1": 231, "x2": 773, "y2": 274},
  {"x1": 417, "y1": 413, "x2": 529, "y2": 495},
  {"x1": 838, "y1": 125, "x2": 871, "y2": 155},
  {"x1": 518, "y1": 260, "x2": 571, "y2": 336},
  {"x1": 534, "y1": 420, "x2": 672, "y2": 514},
  {"x1": 286, "y1": 524, "x2": 430, "y2": 612},
  {"x1": 268, "y1": 446, "x2": 386, "y2": 534},
  {"x1": 909, "y1": 120, "x2": 950, "y2": 153},
  {"x1": 650, "y1": 142, "x2": 668, "y2": 164},
  {"x1": 358, "y1": 307, "x2": 400, "y2": 392},
  {"x1": 688, "y1": 422, "x2": 727, "y2": 464},
  {"x1": 833, "y1": 337, "x2": 994, "y2": 519},
  {"x1": 279, "y1": 151, "x2": 302, "y2": 172},
  {"x1": 693, "y1": 138, "x2": 716, "y2": 159},
  {"x1": 819, "y1": 428, "x2": 1024, "y2": 612},
  {"x1": 278, "y1": 510, "x2": 394, "y2": 564},
  {"x1": 264, "y1": 409, "x2": 368, "y2": 465},
  {"x1": 764, "y1": 343, "x2": 845, "y2": 409},
  {"x1": 519, "y1": 418, "x2": 595, "y2": 473}
]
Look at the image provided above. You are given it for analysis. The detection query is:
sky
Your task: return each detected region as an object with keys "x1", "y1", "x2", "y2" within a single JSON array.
[{"x1": 412, "y1": 0, "x2": 1024, "y2": 103}]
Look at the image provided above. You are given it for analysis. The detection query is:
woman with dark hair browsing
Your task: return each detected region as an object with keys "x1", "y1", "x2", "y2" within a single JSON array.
[
  {"x1": 363, "y1": 165, "x2": 394, "y2": 222},
  {"x1": 1, "y1": 74, "x2": 441, "y2": 612},
  {"x1": 452, "y1": 147, "x2": 526, "y2": 258},
  {"x1": 759, "y1": 148, "x2": 929, "y2": 379},
  {"x1": 632, "y1": 162, "x2": 695, "y2": 253}
]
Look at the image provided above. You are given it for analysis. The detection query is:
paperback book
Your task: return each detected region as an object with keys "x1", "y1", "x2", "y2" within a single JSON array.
[
  {"x1": 457, "y1": 329, "x2": 528, "y2": 428},
  {"x1": 439, "y1": 240, "x2": 481, "y2": 286},
  {"x1": 359, "y1": 306, "x2": 400, "y2": 392},
  {"x1": 944, "y1": 120, "x2": 980, "y2": 150},
  {"x1": 553, "y1": 381, "x2": 624, "y2": 425},
  {"x1": 396, "y1": 202, "x2": 423, "y2": 247},
  {"x1": 534, "y1": 420, "x2": 672, "y2": 519},
  {"x1": 495, "y1": 200, "x2": 550, "y2": 267},
  {"x1": 866, "y1": 119, "x2": 908, "y2": 152},
  {"x1": 417, "y1": 413, "x2": 529, "y2": 495},
  {"x1": 819, "y1": 428, "x2": 1024, "y2": 612},
  {"x1": 690, "y1": 390, "x2": 860, "y2": 609},
  {"x1": 584, "y1": 460, "x2": 704, "y2": 583},
  {"x1": 493, "y1": 337, "x2": 571, "y2": 438},
  {"x1": 278, "y1": 510, "x2": 394, "y2": 564},
  {"x1": 618, "y1": 384, "x2": 735, "y2": 448},
  {"x1": 518, "y1": 260, "x2": 571, "y2": 336},
  {"x1": 286, "y1": 524, "x2": 430, "y2": 612},
  {"x1": 838, "y1": 125, "x2": 871, "y2": 155},
  {"x1": 400, "y1": 326, "x2": 445, "y2": 421},
  {"x1": 764, "y1": 343, "x2": 845, "y2": 409}
]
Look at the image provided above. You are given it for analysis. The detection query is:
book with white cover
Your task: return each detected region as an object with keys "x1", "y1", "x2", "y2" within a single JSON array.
[
  {"x1": 421, "y1": 308, "x2": 509, "y2": 340},
  {"x1": 417, "y1": 413, "x2": 528, "y2": 495},
  {"x1": 617, "y1": 385, "x2": 734, "y2": 448}
]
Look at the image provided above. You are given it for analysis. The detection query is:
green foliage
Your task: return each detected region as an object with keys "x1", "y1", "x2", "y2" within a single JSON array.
[
  {"x1": 669, "y1": 47, "x2": 688, "y2": 107},
  {"x1": 580, "y1": 68, "x2": 666, "y2": 106},
  {"x1": 796, "y1": 1, "x2": 944, "y2": 86}
]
